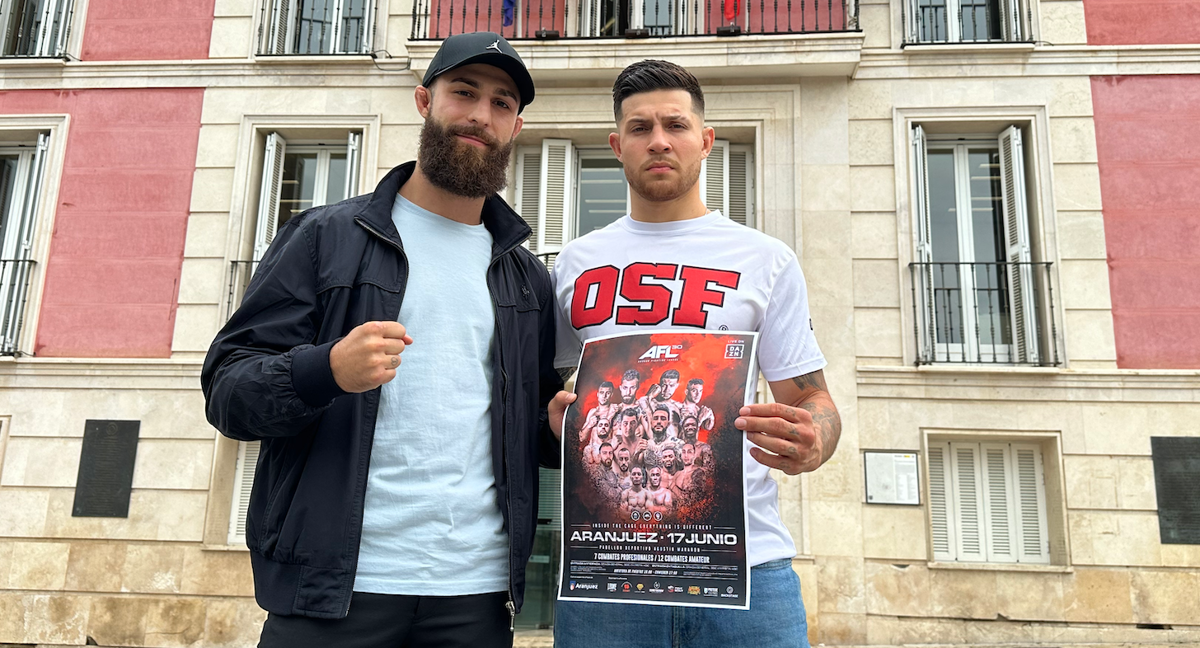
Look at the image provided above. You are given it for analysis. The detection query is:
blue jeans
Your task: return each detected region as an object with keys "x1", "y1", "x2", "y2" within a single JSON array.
[{"x1": 553, "y1": 558, "x2": 810, "y2": 648}]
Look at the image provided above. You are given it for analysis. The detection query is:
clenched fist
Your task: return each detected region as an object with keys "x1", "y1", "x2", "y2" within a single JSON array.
[{"x1": 329, "y1": 321, "x2": 414, "y2": 393}]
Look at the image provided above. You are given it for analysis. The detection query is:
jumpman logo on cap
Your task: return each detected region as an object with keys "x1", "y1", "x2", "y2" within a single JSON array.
[{"x1": 486, "y1": 40, "x2": 502, "y2": 52}]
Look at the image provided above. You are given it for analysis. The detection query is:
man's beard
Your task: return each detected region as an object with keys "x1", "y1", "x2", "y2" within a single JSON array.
[
  {"x1": 624, "y1": 156, "x2": 702, "y2": 202},
  {"x1": 418, "y1": 116, "x2": 514, "y2": 198}
]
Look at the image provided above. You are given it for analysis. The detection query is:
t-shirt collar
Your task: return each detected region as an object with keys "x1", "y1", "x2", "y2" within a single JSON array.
[{"x1": 618, "y1": 210, "x2": 724, "y2": 236}]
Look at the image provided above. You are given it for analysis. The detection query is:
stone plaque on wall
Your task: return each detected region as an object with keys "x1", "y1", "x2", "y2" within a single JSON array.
[
  {"x1": 1151, "y1": 437, "x2": 1200, "y2": 545},
  {"x1": 72, "y1": 420, "x2": 140, "y2": 518}
]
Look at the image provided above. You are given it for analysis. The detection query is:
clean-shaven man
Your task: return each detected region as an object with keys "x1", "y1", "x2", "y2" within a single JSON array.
[
  {"x1": 203, "y1": 32, "x2": 572, "y2": 648},
  {"x1": 551, "y1": 59, "x2": 841, "y2": 648}
]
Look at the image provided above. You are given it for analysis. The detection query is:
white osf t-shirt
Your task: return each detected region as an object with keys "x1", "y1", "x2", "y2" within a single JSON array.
[{"x1": 552, "y1": 211, "x2": 826, "y2": 566}]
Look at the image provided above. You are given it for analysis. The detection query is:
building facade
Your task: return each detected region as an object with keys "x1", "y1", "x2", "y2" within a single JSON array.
[{"x1": 0, "y1": 0, "x2": 1198, "y2": 644}]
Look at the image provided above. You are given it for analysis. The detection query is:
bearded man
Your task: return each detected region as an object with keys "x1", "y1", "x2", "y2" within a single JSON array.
[{"x1": 204, "y1": 32, "x2": 575, "y2": 648}]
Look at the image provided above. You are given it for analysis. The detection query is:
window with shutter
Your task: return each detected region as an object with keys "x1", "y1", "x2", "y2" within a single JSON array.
[
  {"x1": 905, "y1": 0, "x2": 1027, "y2": 44},
  {"x1": 911, "y1": 124, "x2": 1044, "y2": 366},
  {"x1": 0, "y1": 0, "x2": 75, "y2": 57},
  {"x1": 0, "y1": 132, "x2": 49, "y2": 355},
  {"x1": 254, "y1": 132, "x2": 287, "y2": 264},
  {"x1": 538, "y1": 139, "x2": 574, "y2": 254},
  {"x1": 928, "y1": 439, "x2": 1051, "y2": 564},
  {"x1": 259, "y1": 0, "x2": 374, "y2": 55},
  {"x1": 228, "y1": 440, "x2": 261, "y2": 546}
]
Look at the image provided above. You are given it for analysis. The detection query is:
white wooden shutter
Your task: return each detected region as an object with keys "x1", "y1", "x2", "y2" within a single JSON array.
[
  {"x1": 344, "y1": 131, "x2": 361, "y2": 200},
  {"x1": 537, "y1": 466, "x2": 562, "y2": 531},
  {"x1": 514, "y1": 147, "x2": 542, "y2": 253},
  {"x1": 1000, "y1": 0, "x2": 1023, "y2": 41},
  {"x1": 329, "y1": 0, "x2": 346, "y2": 52},
  {"x1": 228, "y1": 440, "x2": 261, "y2": 545},
  {"x1": 904, "y1": 0, "x2": 921, "y2": 43},
  {"x1": 948, "y1": 442, "x2": 986, "y2": 562},
  {"x1": 980, "y1": 442, "x2": 1018, "y2": 562},
  {"x1": 254, "y1": 132, "x2": 287, "y2": 264},
  {"x1": 911, "y1": 125, "x2": 936, "y2": 363},
  {"x1": 727, "y1": 145, "x2": 754, "y2": 227},
  {"x1": 360, "y1": 0, "x2": 376, "y2": 54},
  {"x1": 1013, "y1": 443, "x2": 1050, "y2": 563},
  {"x1": 700, "y1": 139, "x2": 729, "y2": 216},
  {"x1": 262, "y1": 0, "x2": 296, "y2": 54},
  {"x1": 38, "y1": 0, "x2": 74, "y2": 57},
  {"x1": 998, "y1": 126, "x2": 1038, "y2": 364},
  {"x1": 0, "y1": 134, "x2": 48, "y2": 351},
  {"x1": 927, "y1": 442, "x2": 956, "y2": 562},
  {"x1": 537, "y1": 139, "x2": 574, "y2": 253}
]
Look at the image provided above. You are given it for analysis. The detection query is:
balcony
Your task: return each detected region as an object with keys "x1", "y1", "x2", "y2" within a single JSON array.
[
  {"x1": 902, "y1": 0, "x2": 1033, "y2": 46},
  {"x1": 407, "y1": 0, "x2": 863, "y2": 81},
  {"x1": 909, "y1": 261, "x2": 1060, "y2": 367},
  {"x1": 1, "y1": 259, "x2": 36, "y2": 356},
  {"x1": 0, "y1": 0, "x2": 74, "y2": 59}
]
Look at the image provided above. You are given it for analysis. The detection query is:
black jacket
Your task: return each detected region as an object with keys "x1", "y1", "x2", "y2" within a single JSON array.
[{"x1": 201, "y1": 162, "x2": 563, "y2": 619}]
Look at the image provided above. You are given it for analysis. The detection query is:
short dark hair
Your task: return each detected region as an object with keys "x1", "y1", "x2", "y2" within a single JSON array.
[
  {"x1": 661, "y1": 369, "x2": 680, "y2": 382},
  {"x1": 621, "y1": 408, "x2": 640, "y2": 419},
  {"x1": 687, "y1": 378, "x2": 703, "y2": 387},
  {"x1": 612, "y1": 60, "x2": 705, "y2": 121},
  {"x1": 653, "y1": 405, "x2": 671, "y2": 416},
  {"x1": 622, "y1": 369, "x2": 640, "y2": 383},
  {"x1": 599, "y1": 381, "x2": 614, "y2": 391}
]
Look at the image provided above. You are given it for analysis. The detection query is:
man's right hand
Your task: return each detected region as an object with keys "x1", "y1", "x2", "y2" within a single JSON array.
[{"x1": 329, "y1": 321, "x2": 414, "y2": 393}]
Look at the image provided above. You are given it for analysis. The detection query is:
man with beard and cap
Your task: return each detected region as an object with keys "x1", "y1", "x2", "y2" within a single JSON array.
[
  {"x1": 203, "y1": 32, "x2": 576, "y2": 648},
  {"x1": 551, "y1": 60, "x2": 841, "y2": 648}
]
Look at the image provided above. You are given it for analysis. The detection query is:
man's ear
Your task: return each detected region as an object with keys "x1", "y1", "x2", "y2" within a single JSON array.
[
  {"x1": 511, "y1": 114, "x2": 524, "y2": 140},
  {"x1": 609, "y1": 131, "x2": 622, "y2": 161},
  {"x1": 700, "y1": 125, "x2": 715, "y2": 159},
  {"x1": 415, "y1": 85, "x2": 432, "y2": 119}
]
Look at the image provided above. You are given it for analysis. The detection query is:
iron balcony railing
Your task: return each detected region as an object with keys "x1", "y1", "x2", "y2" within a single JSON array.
[
  {"x1": 909, "y1": 261, "x2": 1059, "y2": 367},
  {"x1": 411, "y1": 0, "x2": 858, "y2": 39},
  {"x1": 226, "y1": 260, "x2": 257, "y2": 321},
  {"x1": 1, "y1": 259, "x2": 37, "y2": 356}
]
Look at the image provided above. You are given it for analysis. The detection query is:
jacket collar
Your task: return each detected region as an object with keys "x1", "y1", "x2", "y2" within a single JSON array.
[{"x1": 355, "y1": 161, "x2": 533, "y2": 257}]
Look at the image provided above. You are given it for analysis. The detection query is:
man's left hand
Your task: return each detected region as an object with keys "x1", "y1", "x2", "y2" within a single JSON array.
[
  {"x1": 735, "y1": 403, "x2": 822, "y2": 475},
  {"x1": 549, "y1": 391, "x2": 576, "y2": 441}
]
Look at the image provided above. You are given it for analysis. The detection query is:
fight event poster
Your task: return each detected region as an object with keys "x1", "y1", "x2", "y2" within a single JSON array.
[{"x1": 558, "y1": 331, "x2": 758, "y2": 609}]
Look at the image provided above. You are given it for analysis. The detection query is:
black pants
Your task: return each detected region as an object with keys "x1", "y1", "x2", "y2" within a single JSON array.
[{"x1": 259, "y1": 591, "x2": 514, "y2": 648}]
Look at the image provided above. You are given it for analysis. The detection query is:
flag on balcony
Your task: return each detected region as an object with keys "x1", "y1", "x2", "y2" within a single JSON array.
[
  {"x1": 503, "y1": 0, "x2": 515, "y2": 26},
  {"x1": 723, "y1": 0, "x2": 739, "y2": 23}
]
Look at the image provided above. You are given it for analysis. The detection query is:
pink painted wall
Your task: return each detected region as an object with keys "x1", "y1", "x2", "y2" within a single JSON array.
[
  {"x1": 0, "y1": 89, "x2": 203, "y2": 357},
  {"x1": 1084, "y1": 0, "x2": 1200, "y2": 45},
  {"x1": 81, "y1": 0, "x2": 216, "y2": 60},
  {"x1": 1091, "y1": 75, "x2": 1200, "y2": 369}
]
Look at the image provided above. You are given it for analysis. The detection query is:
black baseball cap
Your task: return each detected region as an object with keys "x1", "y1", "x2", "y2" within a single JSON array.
[{"x1": 422, "y1": 32, "x2": 535, "y2": 113}]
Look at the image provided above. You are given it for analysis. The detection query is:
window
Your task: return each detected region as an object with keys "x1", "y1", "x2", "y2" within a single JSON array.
[
  {"x1": 910, "y1": 124, "x2": 1054, "y2": 365},
  {"x1": 904, "y1": 0, "x2": 1029, "y2": 43},
  {"x1": 0, "y1": 0, "x2": 74, "y2": 58},
  {"x1": 513, "y1": 138, "x2": 754, "y2": 265},
  {"x1": 927, "y1": 439, "x2": 1049, "y2": 564},
  {"x1": 576, "y1": 0, "x2": 706, "y2": 37},
  {"x1": 227, "y1": 129, "x2": 362, "y2": 544},
  {"x1": 258, "y1": 0, "x2": 376, "y2": 55},
  {"x1": 0, "y1": 133, "x2": 48, "y2": 356}
]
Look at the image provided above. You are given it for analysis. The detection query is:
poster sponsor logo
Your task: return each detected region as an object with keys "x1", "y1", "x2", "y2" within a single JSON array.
[
  {"x1": 703, "y1": 587, "x2": 718, "y2": 597},
  {"x1": 687, "y1": 586, "x2": 700, "y2": 595}
]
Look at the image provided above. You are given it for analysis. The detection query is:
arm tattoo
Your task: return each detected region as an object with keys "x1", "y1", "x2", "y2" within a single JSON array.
[
  {"x1": 794, "y1": 369, "x2": 840, "y2": 465},
  {"x1": 557, "y1": 366, "x2": 577, "y2": 383}
]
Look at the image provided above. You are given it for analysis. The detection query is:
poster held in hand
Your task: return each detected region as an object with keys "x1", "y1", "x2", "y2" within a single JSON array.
[{"x1": 558, "y1": 330, "x2": 758, "y2": 609}]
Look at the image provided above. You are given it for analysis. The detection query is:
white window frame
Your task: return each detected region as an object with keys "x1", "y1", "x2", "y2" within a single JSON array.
[
  {"x1": 910, "y1": 123, "x2": 1039, "y2": 365},
  {"x1": 0, "y1": 0, "x2": 75, "y2": 58},
  {"x1": 0, "y1": 118, "x2": 66, "y2": 359},
  {"x1": 258, "y1": 0, "x2": 377, "y2": 55},
  {"x1": 905, "y1": 0, "x2": 1027, "y2": 44},
  {"x1": 926, "y1": 438, "x2": 1050, "y2": 564}
]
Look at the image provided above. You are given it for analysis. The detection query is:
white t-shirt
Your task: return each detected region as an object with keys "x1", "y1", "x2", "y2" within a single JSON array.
[
  {"x1": 355, "y1": 194, "x2": 509, "y2": 595},
  {"x1": 552, "y1": 211, "x2": 826, "y2": 566}
]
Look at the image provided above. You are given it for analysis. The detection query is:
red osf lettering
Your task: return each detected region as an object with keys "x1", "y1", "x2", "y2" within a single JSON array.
[
  {"x1": 571, "y1": 266, "x2": 620, "y2": 328},
  {"x1": 615, "y1": 263, "x2": 677, "y2": 325},
  {"x1": 672, "y1": 266, "x2": 741, "y2": 327}
]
